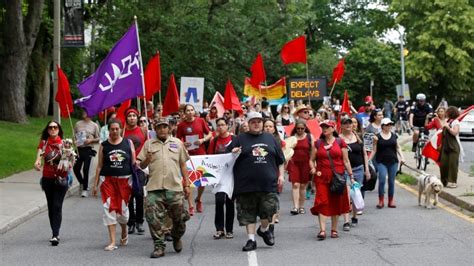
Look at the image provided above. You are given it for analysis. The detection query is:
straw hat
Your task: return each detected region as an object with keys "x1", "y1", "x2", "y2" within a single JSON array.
[{"x1": 293, "y1": 105, "x2": 311, "y2": 116}]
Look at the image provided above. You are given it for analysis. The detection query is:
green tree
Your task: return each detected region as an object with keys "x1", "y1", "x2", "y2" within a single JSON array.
[
  {"x1": 391, "y1": 0, "x2": 474, "y2": 103},
  {"x1": 337, "y1": 37, "x2": 400, "y2": 106}
]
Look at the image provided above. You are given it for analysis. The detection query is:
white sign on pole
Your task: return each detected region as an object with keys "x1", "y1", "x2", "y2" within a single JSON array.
[
  {"x1": 180, "y1": 77, "x2": 205, "y2": 112},
  {"x1": 396, "y1": 84, "x2": 411, "y2": 100}
]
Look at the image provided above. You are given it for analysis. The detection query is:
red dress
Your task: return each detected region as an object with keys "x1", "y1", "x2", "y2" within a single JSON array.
[
  {"x1": 287, "y1": 136, "x2": 311, "y2": 184},
  {"x1": 310, "y1": 138, "x2": 350, "y2": 216}
]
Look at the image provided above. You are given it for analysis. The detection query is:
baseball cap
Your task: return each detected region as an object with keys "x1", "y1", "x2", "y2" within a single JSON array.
[
  {"x1": 153, "y1": 118, "x2": 169, "y2": 126},
  {"x1": 381, "y1": 118, "x2": 394, "y2": 126},
  {"x1": 246, "y1": 111, "x2": 263, "y2": 123},
  {"x1": 320, "y1": 120, "x2": 336, "y2": 128}
]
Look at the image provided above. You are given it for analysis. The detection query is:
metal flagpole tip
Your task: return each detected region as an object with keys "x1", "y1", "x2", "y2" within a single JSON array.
[{"x1": 134, "y1": 15, "x2": 137, "y2": 21}]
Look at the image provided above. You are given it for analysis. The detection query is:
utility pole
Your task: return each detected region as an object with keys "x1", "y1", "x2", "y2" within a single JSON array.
[
  {"x1": 400, "y1": 31, "x2": 406, "y2": 97},
  {"x1": 53, "y1": 0, "x2": 61, "y2": 122}
]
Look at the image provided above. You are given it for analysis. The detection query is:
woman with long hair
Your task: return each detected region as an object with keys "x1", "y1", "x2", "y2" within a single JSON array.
[
  {"x1": 92, "y1": 119, "x2": 135, "y2": 251},
  {"x1": 339, "y1": 118, "x2": 370, "y2": 230},
  {"x1": 287, "y1": 120, "x2": 313, "y2": 215},
  {"x1": 425, "y1": 106, "x2": 447, "y2": 130},
  {"x1": 440, "y1": 107, "x2": 463, "y2": 188},
  {"x1": 34, "y1": 121, "x2": 67, "y2": 246},
  {"x1": 276, "y1": 104, "x2": 295, "y2": 126}
]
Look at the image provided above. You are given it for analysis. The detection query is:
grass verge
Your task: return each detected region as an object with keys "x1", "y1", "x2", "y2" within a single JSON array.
[
  {"x1": 397, "y1": 173, "x2": 417, "y2": 185},
  {"x1": 460, "y1": 192, "x2": 474, "y2": 197},
  {"x1": 0, "y1": 117, "x2": 77, "y2": 179},
  {"x1": 470, "y1": 164, "x2": 474, "y2": 177}
]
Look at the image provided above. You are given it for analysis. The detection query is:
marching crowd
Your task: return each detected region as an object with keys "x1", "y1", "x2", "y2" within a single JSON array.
[{"x1": 33, "y1": 93, "x2": 463, "y2": 258}]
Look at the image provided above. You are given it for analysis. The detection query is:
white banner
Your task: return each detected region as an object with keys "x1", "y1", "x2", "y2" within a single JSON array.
[
  {"x1": 186, "y1": 153, "x2": 239, "y2": 198},
  {"x1": 180, "y1": 77, "x2": 205, "y2": 112}
]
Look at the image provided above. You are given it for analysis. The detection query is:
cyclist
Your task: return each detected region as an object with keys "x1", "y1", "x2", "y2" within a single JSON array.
[
  {"x1": 409, "y1": 93, "x2": 433, "y2": 152},
  {"x1": 394, "y1": 95, "x2": 410, "y2": 134}
]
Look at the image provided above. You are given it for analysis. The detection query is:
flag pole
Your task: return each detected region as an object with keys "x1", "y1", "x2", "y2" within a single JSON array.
[
  {"x1": 305, "y1": 61, "x2": 311, "y2": 107},
  {"x1": 329, "y1": 80, "x2": 337, "y2": 97},
  {"x1": 134, "y1": 16, "x2": 149, "y2": 139},
  {"x1": 157, "y1": 51, "x2": 162, "y2": 106}
]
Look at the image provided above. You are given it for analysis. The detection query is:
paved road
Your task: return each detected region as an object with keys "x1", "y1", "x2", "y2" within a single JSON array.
[
  {"x1": 1, "y1": 183, "x2": 473, "y2": 265},
  {"x1": 460, "y1": 140, "x2": 473, "y2": 174}
]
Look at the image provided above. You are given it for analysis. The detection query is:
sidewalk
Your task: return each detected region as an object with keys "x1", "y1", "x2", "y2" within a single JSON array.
[
  {"x1": 398, "y1": 135, "x2": 474, "y2": 212},
  {"x1": 0, "y1": 149, "x2": 98, "y2": 235}
]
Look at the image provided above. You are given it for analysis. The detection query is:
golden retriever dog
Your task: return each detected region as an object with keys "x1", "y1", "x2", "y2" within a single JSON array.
[{"x1": 417, "y1": 173, "x2": 443, "y2": 209}]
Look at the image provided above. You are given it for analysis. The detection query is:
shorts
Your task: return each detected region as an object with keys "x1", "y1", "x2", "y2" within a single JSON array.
[{"x1": 235, "y1": 192, "x2": 278, "y2": 226}]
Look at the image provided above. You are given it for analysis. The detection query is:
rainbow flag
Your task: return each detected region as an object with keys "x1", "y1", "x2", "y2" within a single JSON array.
[{"x1": 243, "y1": 77, "x2": 287, "y2": 105}]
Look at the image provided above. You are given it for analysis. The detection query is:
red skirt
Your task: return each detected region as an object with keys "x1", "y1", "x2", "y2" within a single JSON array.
[
  {"x1": 310, "y1": 170, "x2": 350, "y2": 216},
  {"x1": 287, "y1": 160, "x2": 311, "y2": 184}
]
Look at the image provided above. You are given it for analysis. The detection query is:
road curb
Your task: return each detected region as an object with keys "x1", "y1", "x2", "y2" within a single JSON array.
[{"x1": 0, "y1": 184, "x2": 80, "y2": 235}]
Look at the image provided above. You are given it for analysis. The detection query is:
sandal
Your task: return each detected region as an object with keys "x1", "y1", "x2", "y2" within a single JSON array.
[
  {"x1": 213, "y1": 231, "x2": 225, "y2": 239},
  {"x1": 317, "y1": 231, "x2": 326, "y2": 241},
  {"x1": 331, "y1": 230, "x2": 339, "y2": 238},
  {"x1": 225, "y1": 232, "x2": 234, "y2": 239},
  {"x1": 290, "y1": 207, "x2": 299, "y2": 215},
  {"x1": 298, "y1": 208, "x2": 306, "y2": 214},
  {"x1": 104, "y1": 244, "x2": 118, "y2": 251},
  {"x1": 120, "y1": 235, "x2": 128, "y2": 246}
]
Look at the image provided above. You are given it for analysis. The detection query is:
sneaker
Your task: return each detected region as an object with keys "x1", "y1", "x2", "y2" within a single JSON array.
[
  {"x1": 136, "y1": 223, "x2": 145, "y2": 235},
  {"x1": 343, "y1": 222, "x2": 350, "y2": 231},
  {"x1": 172, "y1": 238, "x2": 183, "y2": 253},
  {"x1": 305, "y1": 190, "x2": 311, "y2": 200},
  {"x1": 164, "y1": 233, "x2": 173, "y2": 242},
  {"x1": 50, "y1": 237, "x2": 59, "y2": 246},
  {"x1": 81, "y1": 190, "x2": 89, "y2": 198},
  {"x1": 195, "y1": 199, "x2": 203, "y2": 213},
  {"x1": 257, "y1": 226, "x2": 275, "y2": 246},
  {"x1": 128, "y1": 224, "x2": 135, "y2": 234},
  {"x1": 446, "y1": 182, "x2": 457, "y2": 188},
  {"x1": 242, "y1": 240, "x2": 257, "y2": 252},
  {"x1": 188, "y1": 206, "x2": 195, "y2": 216},
  {"x1": 356, "y1": 210, "x2": 363, "y2": 215},
  {"x1": 351, "y1": 217, "x2": 358, "y2": 227},
  {"x1": 269, "y1": 224, "x2": 275, "y2": 233},
  {"x1": 150, "y1": 248, "x2": 165, "y2": 258}
]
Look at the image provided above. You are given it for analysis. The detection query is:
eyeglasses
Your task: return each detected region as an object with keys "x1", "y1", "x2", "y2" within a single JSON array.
[
  {"x1": 224, "y1": 112, "x2": 230, "y2": 115},
  {"x1": 48, "y1": 125, "x2": 58, "y2": 130},
  {"x1": 296, "y1": 127, "x2": 305, "y2": 130}
]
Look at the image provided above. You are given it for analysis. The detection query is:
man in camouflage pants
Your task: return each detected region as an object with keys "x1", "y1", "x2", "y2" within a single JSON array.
[{"x1": 138, "y1": 118, "x2": 191, "y2": 258}]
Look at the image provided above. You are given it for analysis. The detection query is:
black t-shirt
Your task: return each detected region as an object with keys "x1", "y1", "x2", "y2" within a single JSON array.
[
  {"x1": 100, "y1": 139, "x2": 132, "y2": 176},
  {"x1": 347, "y1": 141, "x2": 365, "y2": 168},
  {"x1": 410, "y1": 103, "x2": 433, "y2": 127},
  {"x1": 227, "y1": 132, "x2": 285, "y2": 195},
  {"x1": 375, "y1": 133, "x2": 399, "y2": 165}
]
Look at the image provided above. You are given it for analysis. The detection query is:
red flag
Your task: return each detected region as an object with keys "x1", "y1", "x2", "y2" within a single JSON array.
[
  {"x1": 143, "y1": 52, "x2": 161, "y2": 101},
  {"x1": 457, "y1": 105, "x2": 473, "y2": 122},
  {"x1": 341, "y1": 90, "x2": 351, "y2": 115},
  {"x1": 280, "y1": 36, "x2": 307, "y2": 65},
  {"x1": 115, "y1": 99, "x2": 132, "y2": 127},
  {"x1": 162, "y1": 74, "x2": 180, "y2": 117},
  {"x1": 329, "y1": 58, "x2": 345, "y2": 86},
  {"x1": 210, "y1": 91, "x2": 225, "y2": 117},
  {"x1": 250, "y1": 53, "x2": 266, "y2": 88},
  {"x1": 223, "y1": 79, "x2": 243, "y2": 113},
  {"x1": 55, "y1": 65, "x2": 74, "y2": 118},
  {"x1": 422, "y1": 130, "x2": 442, "y2": 165}
]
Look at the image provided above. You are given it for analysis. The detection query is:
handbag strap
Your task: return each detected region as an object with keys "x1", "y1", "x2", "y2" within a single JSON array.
[{"x1": 326, "y1": 147, "x2": 337, "y2": 171}]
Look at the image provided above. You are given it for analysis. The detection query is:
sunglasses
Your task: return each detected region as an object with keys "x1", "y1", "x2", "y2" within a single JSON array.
[
  {"x1": 139, "y1": 120, "x2": 147, "y2": 123},
  {"x1": 48, "y1": 125, "x2": 58, "y2": 130},
  {"x1": 283, "y1": 106, "x2": 289, "y2": 109},
  {"x1": 224, "y1": 112, "x2": 230, "y2": 115},
  {"x1": 296, "y1": 127, "x2": 305, "y2": 130},
  {"x1": 242, "y1": 107, "x2": 247, "y2": 110}
]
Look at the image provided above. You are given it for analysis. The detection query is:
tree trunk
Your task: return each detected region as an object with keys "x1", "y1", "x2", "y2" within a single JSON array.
[
  {"x1": 0, "y1": 0, "x2": 45, "y2": 123},
  {"x1": 31, "y1": 64, "x2": 51, "y2": 117}
]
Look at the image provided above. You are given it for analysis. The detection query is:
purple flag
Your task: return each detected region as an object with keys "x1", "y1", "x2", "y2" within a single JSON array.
[{"x1": 75, "y1": 24, "x2": 143, "y2": 116}]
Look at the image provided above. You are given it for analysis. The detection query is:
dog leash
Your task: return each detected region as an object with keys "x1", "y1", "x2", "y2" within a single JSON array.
[{"x1": 399, "y1": 161, "x2": 425, "y2": 175}]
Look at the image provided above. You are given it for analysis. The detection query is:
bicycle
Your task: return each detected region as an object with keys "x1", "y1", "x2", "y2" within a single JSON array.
[
  {"x1": 395, "y1": 111, "x2": 411, "y2": 135},
  {"x1": 414, "y1": 127, "x2": 429, "y2": 171}
]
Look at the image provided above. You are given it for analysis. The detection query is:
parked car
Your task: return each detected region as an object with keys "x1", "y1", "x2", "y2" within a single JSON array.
[{"x1": 459, "y1": 109, "x2": 474, "y2": 138}]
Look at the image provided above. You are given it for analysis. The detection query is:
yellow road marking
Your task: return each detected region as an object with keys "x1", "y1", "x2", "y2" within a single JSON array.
[{"x1": 396, "y1": 180, "x2": 474, "y2": 224}]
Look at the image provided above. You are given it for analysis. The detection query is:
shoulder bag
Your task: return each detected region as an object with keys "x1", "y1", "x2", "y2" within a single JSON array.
[{"x1": 326, "y1": 139, "x2": 346, "y2": 195}]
